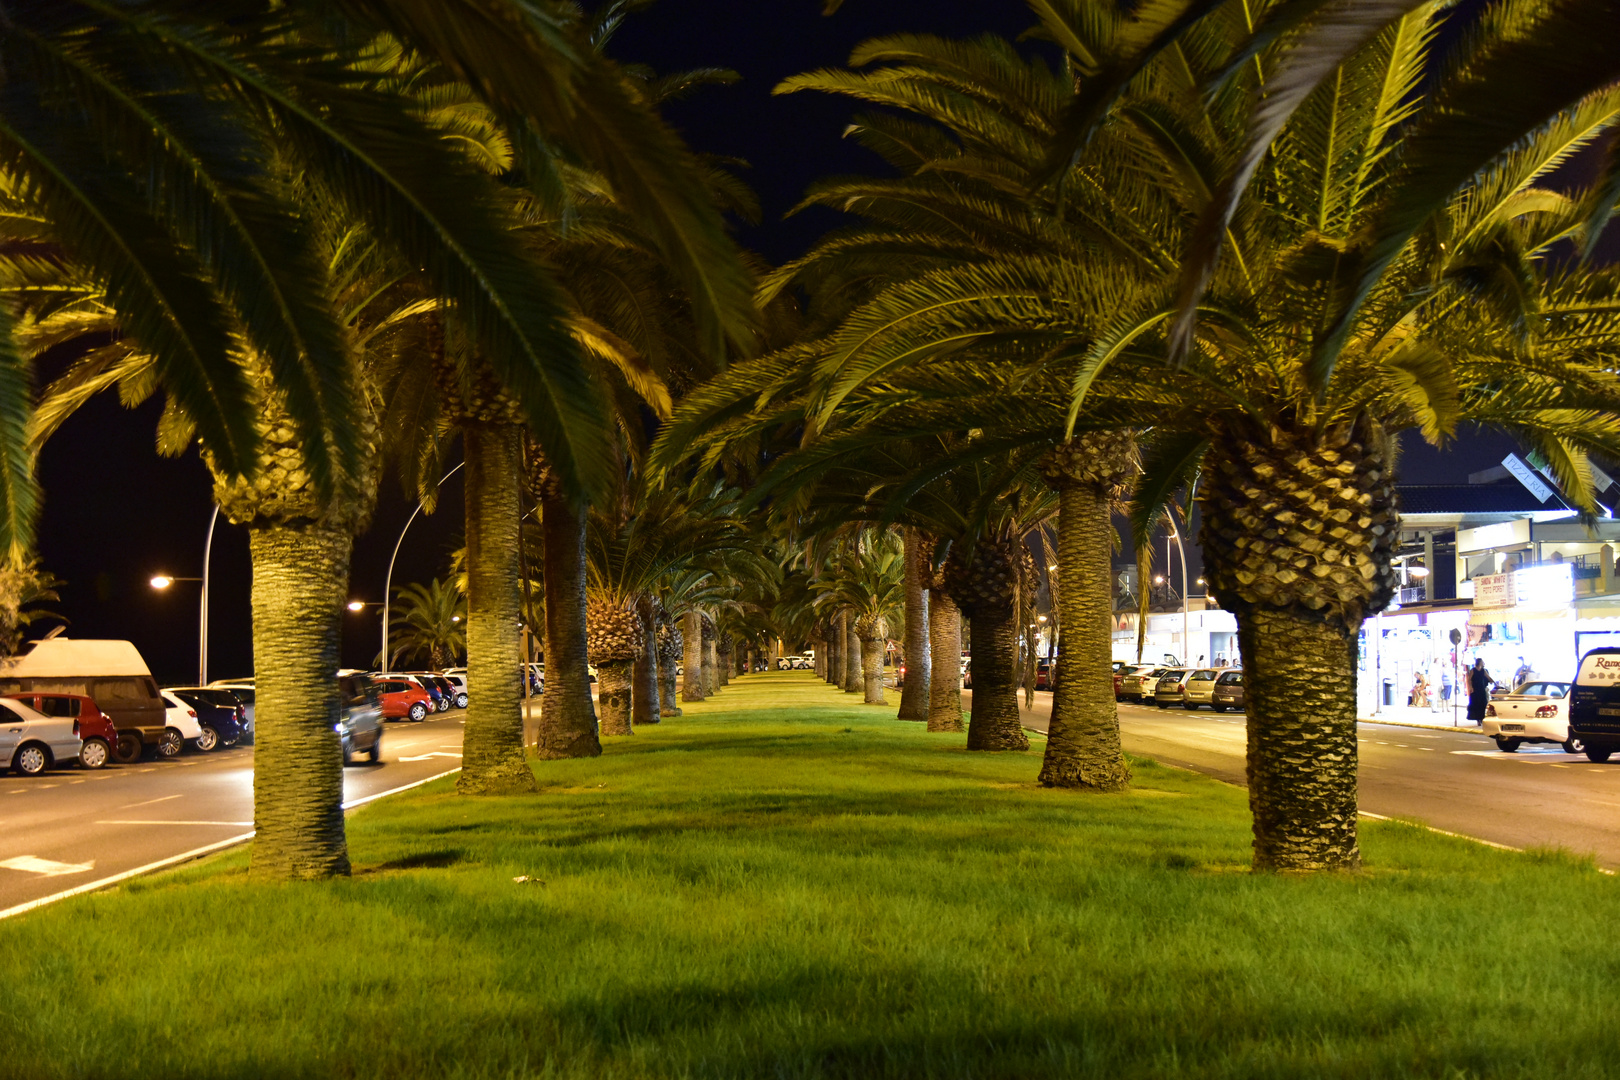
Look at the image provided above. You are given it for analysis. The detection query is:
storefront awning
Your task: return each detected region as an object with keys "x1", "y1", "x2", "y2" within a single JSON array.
[{"x1": 1467, "y1": 606, "x2": 1573, "y2": 626}]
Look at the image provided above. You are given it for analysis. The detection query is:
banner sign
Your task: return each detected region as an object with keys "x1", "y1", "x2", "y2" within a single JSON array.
[{"x1": 1474, "y1": 572, "x2": 1516, "y2": 608}]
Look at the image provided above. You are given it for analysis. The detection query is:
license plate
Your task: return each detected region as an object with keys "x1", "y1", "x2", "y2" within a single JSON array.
[
  {"x1": 1600, "y1": 707, "x2": 1620, "y2": 717},
  {"x1": 1500, "y1": 724, "x2": 1525, "y2": 732}
]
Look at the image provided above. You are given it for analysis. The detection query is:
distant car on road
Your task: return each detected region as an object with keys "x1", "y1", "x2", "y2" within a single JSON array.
[
  {"x1": 1180, "y1": 668, "x2": 1228, "y2": 711},
  {"x1": 1152, "y1": 668, "x2": 1194, "y2": 708},
  {"x1": 2, "y1": 692, "x2": 117, "y2": 769},
  {"x1": 0, "y1": 697, "x2": 81, "y2": 776},
  {"x1": 1118, "y1": 666, "x2": 1167, "y2": 703},
  {"x1": 370, "y1": 677, "x2": 433, "y2": 722},
  {"x1": 1483, "y1": 680, "x2": 1579, "y2": 753},
  {"x1": 337, "y1": 675, "x2": 383, "y2": 765},
  {"x1": 1211, "y1": 670, "x2": 1245, "y2": 712},
  {"x1": 165, "y1": 688, "x2": 248, "y2": 748}
]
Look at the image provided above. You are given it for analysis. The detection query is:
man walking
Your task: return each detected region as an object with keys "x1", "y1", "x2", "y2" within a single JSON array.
[{"x1": 1466, "y1": 658, "x2": 1494, "y2": 725}]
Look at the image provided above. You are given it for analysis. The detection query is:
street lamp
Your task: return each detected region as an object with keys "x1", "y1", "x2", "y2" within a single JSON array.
[
  {"x1": 383, "y1": 462, "x2": 464, "y2": 671},
  {"x1": 150, "y1": 566, "x2": 208, "y2": 685}
]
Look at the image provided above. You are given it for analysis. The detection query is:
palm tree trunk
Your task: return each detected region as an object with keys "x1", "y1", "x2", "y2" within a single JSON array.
[
  {"x1": 861, "y1": 634, "x2": 887, "y2": 704},
  {"x1": 717, "y1": 642, "x2": 731, "y2": 686},
  {"x1": 702, "y1": 635, "x2": 718, "y2": 695},
  {"x1": 535, "y1": 478, "x2": 600, "y2": 760},
  {"x1": 247, "y1": 523, "x2": 352, "y2": 880},
  {"x1": 897, "y1": 527, "x2": 931, "y2": 719},
  {"x1": 681, "y1": 611, "x2": 704, "y2": 701},
  {"x1": 1242, "y1": 608, "x2": 1360, "y2": 870},
  {"x1": 842, "y1": 610, "x2": 861, "y2": 693},
  {"x1": 596, "y1": 660, "x2": 634, "y2": 736},
  {"x1": 829, "y1": 621, "x2": 843, "y2": 685},
  {"x1": 966, "y1": 607, "x2": 1028, "y2": 751},
  {"x1": 767, "y1": 639, "x2": 779, "y2": 673},
  {"x1": 459, "y1": 424, "x2": 538, "y2": 792},
  {"x1": 1039, "y1": 484, "x2": 1130, "y2": 790},
  {"x1": 633, "y1": 595, "x2": 660, "y2": 727},
  {"x1": 926, "y1": 591, "x2": 964, "y2": 732}
]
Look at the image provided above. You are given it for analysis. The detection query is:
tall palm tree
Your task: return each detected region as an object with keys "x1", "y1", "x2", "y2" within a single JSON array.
[
  {"x1": 385, "y1": 578, "x2": 466, "y2": 669},
  {"x1": 813, "y1": 531, "x2": 906, "y2": 704}
]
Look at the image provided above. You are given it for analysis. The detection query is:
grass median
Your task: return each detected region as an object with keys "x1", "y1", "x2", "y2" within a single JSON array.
[{"x1": 1, "y1": 671, "x2": 1614, "y2": 1079}]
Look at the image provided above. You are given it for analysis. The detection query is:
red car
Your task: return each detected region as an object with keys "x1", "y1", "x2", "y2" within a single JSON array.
[
  {"x1": 3, "y1": 692, "x2": 118, "y2": 769},
  {"x1": 369, "y1": 678, "x2": 434, "y2": 722}
]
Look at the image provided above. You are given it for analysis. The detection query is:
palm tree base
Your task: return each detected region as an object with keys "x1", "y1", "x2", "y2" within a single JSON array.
[
  {"x1": 964, "y1": 611, "x2": 1029, "y2": 751},
  {"x1": 597, "y1": 660, "x2": 635, "y2": 736}
]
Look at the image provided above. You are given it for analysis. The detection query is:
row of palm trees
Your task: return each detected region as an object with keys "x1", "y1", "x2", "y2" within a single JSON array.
[{"x1": 3, "y1": 0, "x2": 1620, "y2": 878}]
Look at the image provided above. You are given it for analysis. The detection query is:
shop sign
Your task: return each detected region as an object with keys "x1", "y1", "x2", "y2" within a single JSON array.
[
  {"x1": 1514, "y1": 562, "x2": 1574, "y2": 608},
  {"x1": 1474, "y1": 572, "x2": 1516, "y2": 607},
  {"x1": 1458, "y1": 519, "x2": 1530, "y2": 554},
  {"x1": 1502, "y1": 453, "x2": 1556, "y2": 503}
]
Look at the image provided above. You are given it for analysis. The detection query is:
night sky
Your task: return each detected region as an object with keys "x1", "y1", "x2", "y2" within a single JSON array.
[{"x1": 31, "y1": 1, "x2": 1539, "y2": 684}]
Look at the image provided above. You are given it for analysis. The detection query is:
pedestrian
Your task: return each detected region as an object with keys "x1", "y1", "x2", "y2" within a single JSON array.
[
  {"x1": 1466, "y1": 658, "x2": 1493, "y2": 724},
  {"x1": 1513, "y1": 656, "x2": 1533, "y2": 688},
  {"x1": 1411, "y1": 671, "x2": 1429, "y2": 709},
  {"x1": 1440, "y1": 665, "x2": 1453, "y2": 707}
]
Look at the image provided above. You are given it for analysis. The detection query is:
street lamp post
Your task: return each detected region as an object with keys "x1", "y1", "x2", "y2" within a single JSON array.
[
  {"x1": 382, "y1": 463, "x2": 464, "y2": 672},
  {"x1": 1167, "y1": 524, "x2": 1190, "y2": 665}
]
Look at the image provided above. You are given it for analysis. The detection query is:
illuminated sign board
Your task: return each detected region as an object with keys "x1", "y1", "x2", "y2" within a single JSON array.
[
  {"x1": 1513, "y1": 562, "x2": 1574, "y2": 609},
  {"x1": 1473, "y1": 572, "x2": 1516, "y2": 608}
]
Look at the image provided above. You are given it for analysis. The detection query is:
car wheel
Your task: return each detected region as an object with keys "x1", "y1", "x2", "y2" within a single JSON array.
[
  {"x1": 13, "y1": 743, "x2": 48, "y2": 776},
  {"x1": 341, "y1": 737, "x2": 353, "y2": 767},
  {"x1": 113, "y1": 733, "x2": 144, "y2": 764},
  {"x1": 194, "y1": 726, "x2": 220, "y2": 752},
  {"x1": 79, "y1": 737, "x2": 110, "y2": 770},
  {"x1": 1184, "y1": 702, "x2": 1198, "y2": 710},
  {"x1": 408, "y1": 702, "x2": 427, "y2": 721},
  {"x1": 456, "y1": 693, "x2": 468, "y2": 709},
  {"x1": 1563, "y1": 736, "x2": 1586, "y2": 754},
  {"x1": 157, "y1": 728, "x2": 184, "y2": 758},
  {"x1": 437, "y1": 697, "x2": 450, "y2": 713},
  {"x1": 1156, "y1": 701, "x2": 1168, "y2": 709},
  {"x1": 1494, "y1": 736, "x2": 1522, "y2": 753},
  {"x1": 369, "y1": 734, "x2": 383, "y2": 764},
  {"x1": 1212, "y1": 705, "x2": 1227, "y2": 713},
  {"x1": 1585, "y1": 747, "x2": 1613, "y2": 763}
]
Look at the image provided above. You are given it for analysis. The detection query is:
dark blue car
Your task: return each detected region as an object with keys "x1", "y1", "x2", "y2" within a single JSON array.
[{"x1": 167, "y1": 688, "x2": 248, "y2": 747}]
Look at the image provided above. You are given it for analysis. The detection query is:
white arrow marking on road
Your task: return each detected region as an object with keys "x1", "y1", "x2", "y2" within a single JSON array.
[
  {"x1": 0, "y1": 855, "x2": 95, "y2": 877},
  {"x1": 399, "y1": 751, "x2": 463, "y2": 761}
]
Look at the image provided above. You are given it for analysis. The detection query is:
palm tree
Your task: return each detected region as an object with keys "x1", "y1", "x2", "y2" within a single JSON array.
[
  {"x1": 0, "y1": 558, "x2": 64, "y2": 656},
  {"x1": 385, "y1": 578, "x2": 467, "y2": 669},
  {"x1": 814, "y1": 531, "x2": 906, "y2": 704}
]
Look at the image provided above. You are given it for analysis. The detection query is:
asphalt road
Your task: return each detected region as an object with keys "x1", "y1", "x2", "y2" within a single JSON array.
[
  {"x1": 970, "y1": 689, "x2": 1620, "y2": 868},
  {"x1": 0, "y1": 711, "x2": 467, "y2": 916}
]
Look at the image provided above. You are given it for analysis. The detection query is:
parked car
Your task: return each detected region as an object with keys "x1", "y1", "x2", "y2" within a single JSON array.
[
  {"x1": 2, "y1": 692, "x2": 117, "y2": 769},
  {"x1": 962, "y1": 658, "x2": 972, "y2": 689},
  {"x1": 206, "y1": 679, "x2": 257, "y2": 744},
  {"x1": 1152, "y1": 668, "x2": 1194, "y2": 708},
  {"x1": 0, "y1": 697, "x2": 81, "y2": 776},
  {"x1": 377, "y1": 672, "x2": 445, "y2": 711},
  {"x1": 0, "y1": 638, "x2": 167, "y2": 763},
  {"x1": 1211, "y1": 670, "x2": 1246, "y2": 712},
  {"x1": 1568, "y1": 649, "x2": 1620, "y2": 762},
  {"x1": 337, "y1": 675, "x2": 383, "y2": 764},
  {"x1": 1118, "y1": 666, "x2": 1167, "y2": 703},
  {"x1": 369, "y1": 677, "x2": 434, "y2": 721},
  {"x1": 1181, "y1": 668, "x2": 1227, "y2": 711},
  {"x1": 407, "y1": 673, "x2": 454, "y2": 713},
  {"x1": 438, "y1": 673, "x2": 470, "y2": 708},
  {"x1": 165, "y1": 687, "x2": 248, "y2": 748},
  {"x1": 1034, "y1": 659, "x2": 1056, "y2": 691},
  {"x1": 159, "y1": 690, "x2": 208, "y2": 755},
  {"x1": 1483, "y1": 680, "x2": 1579, "y2": 753}
]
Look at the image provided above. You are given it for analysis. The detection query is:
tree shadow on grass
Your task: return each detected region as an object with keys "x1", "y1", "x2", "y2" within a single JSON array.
[{"x1": 356, "y1": 849, "x2": 468, "y2": 874}]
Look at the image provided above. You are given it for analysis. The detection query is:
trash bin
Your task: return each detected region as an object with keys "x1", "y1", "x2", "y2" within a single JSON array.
[{"x1": 1382, "y1": 679, "x2": 1396, "y2": 707}]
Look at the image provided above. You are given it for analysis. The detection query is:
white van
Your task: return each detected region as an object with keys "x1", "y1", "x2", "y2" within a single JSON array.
[{"x1": 0, "y1": 638, "x2": 166, "y2": 764}]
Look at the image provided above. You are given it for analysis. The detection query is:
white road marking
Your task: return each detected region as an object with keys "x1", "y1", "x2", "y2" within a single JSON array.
[
  {"x1": 119, "y1": 793, "x2": 182, "y2": 810},
  {"x1": 0, "y1": 856, "x2": 95, "y2": 877},
  {"x1": 398, "y1": 752, "x2": 462, "y2": 762},
  {"x1": 95, "y1": 820, "x2": 253, "y2": 827}
]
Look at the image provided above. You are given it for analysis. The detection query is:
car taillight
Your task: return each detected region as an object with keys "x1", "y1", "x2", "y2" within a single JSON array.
[
  {"x1": 73, "y1": 719, "x2": 80, "y2": 736},
  {"x1": 187, "y1": 709, "x2": 197, "y2": 718},
  {"x1": 1535, "y1": 705, "x2": 1558, "y2": 718},
  {"x1": 1485, "y1": 704, "x2": 1496, "y2": 717}
]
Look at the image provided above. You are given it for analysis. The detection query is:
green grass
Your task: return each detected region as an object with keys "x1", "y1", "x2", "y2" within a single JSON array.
[{"x1": 2, "y1": 672, "x2": 1615, "y2": 1079}]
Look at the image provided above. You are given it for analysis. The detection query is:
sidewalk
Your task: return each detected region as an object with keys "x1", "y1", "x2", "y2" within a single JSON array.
[{"x1": 1357, "y1": 700, "x2": 1484, "y2": 732}]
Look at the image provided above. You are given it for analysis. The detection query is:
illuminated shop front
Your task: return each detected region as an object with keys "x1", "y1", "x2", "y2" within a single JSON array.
[{"x1": 1464, "y1": 562, "x2": 1577, "y2": 684}]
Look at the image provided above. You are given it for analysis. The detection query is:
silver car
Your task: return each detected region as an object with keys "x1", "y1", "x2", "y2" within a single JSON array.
[
  {"x1": 0, "y1": 697, "x2": 82, "y2": 776},
  {"x1": 1152, "y1": 668, "x2": 1194, "y2": 708},
  {"x1": 337, "y1": 676, "x2": 383, "y2": 766}
]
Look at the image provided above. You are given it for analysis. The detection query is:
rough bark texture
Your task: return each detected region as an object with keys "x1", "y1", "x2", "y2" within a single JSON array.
[
  {"x1": 842, "y1": 610, "x2": 862, "y2": 694},
  {"x1": 633, "y1": 595, "x2": 661, "y2": 727},
  {"x1": 898, "y1": 527, "x2": 932, "y2": 720},
  {"x1": 1241, "y1": 608, "x2": 1360, "y2": 870},
  {"x1": 458, "y1": 424, "x2": 537, "y2": 793},
  {"x1": 596, "y1": 660, "x2": 635, "y2": 736},
  {"x1": 717, "y1": 640, "x2": 732, "y2": 687},
  {"x1": 860, "y1": 632, "x2": 887, "y2": 704},
  {"x1": 965, "y1": 610, "x2": 1028, "y2": 750},
  {"x1": 246, "y1": 525, "x2": 352, "y2": 879},
  {"x1": 927, "y1": 590, "x2": 965, "y2": 732},
  {"x1": 830, "y1": 619, "x2": 845, "y2": 686},
  {"x1": 701, "y1": 614, "x2": 718, "y2": 696},
  {"x1": 1200, "y1": 417, "x2": 1396, "y2": 872},
  {"x1": 1039, "y1": 484, "x2": 1130, "y2": 790},
  {"x1": 767, "y1": 639, "x2": 779, "y2": 673},
  {"x1": 681, "y1": 611, "x2": 704, "y2": 701},
  {"x1": 657, "y1": 608, "x2": 682, "y2": 716},
  {"x1": 535, "y1": 480, "x2": 601, "y2": 760}
]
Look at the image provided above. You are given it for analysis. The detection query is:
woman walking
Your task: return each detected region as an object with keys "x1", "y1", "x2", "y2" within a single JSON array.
[{"x1": 1466, "y1": 659, "x2": 1494, "y2": 725}]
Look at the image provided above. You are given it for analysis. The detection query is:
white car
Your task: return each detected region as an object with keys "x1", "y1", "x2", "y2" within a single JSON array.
[
  {"x1": 159, "y1": 690, "x2": 206, "y2": 755},
  {"x1": 1483, "y1": 681, "x2": 1582, "y2": 753},
  {"x1": 0, "y1": 697, "x2": 81, "y2": 776}
]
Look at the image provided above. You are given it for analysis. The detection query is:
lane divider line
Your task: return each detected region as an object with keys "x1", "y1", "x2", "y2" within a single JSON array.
[{"x1": 2, "y1": 767, "x2": 463, "y2": 922}]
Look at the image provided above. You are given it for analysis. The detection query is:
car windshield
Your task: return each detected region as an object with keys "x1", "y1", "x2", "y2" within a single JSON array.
[
  {"x1": 1218, "y1": 672, "x2": 1243, "y2": 685},
  {"x1": 1190, "y1": 670, "x2": 1216, "y2": 680}
]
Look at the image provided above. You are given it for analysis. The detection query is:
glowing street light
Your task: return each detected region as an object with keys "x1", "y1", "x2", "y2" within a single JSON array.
[
  {"x1": 347, "y1": 600, "x2": 366, "y2": 612},
  {"x1": 150, "y1": 575, "x2": 173, "y2": 589}
]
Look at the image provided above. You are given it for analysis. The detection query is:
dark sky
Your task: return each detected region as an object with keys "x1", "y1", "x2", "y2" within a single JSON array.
[{"x1": 31, "y1": 0, "x2": 1533, "y2": 682}]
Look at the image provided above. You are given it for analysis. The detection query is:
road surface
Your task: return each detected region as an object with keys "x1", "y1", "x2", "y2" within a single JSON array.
[
  {"x1": 968, "y1": 689, "x2": 1620, "y2": 868},
  {"x1": 0, "y1": 712, "x2": 467, "y2": 916}
]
